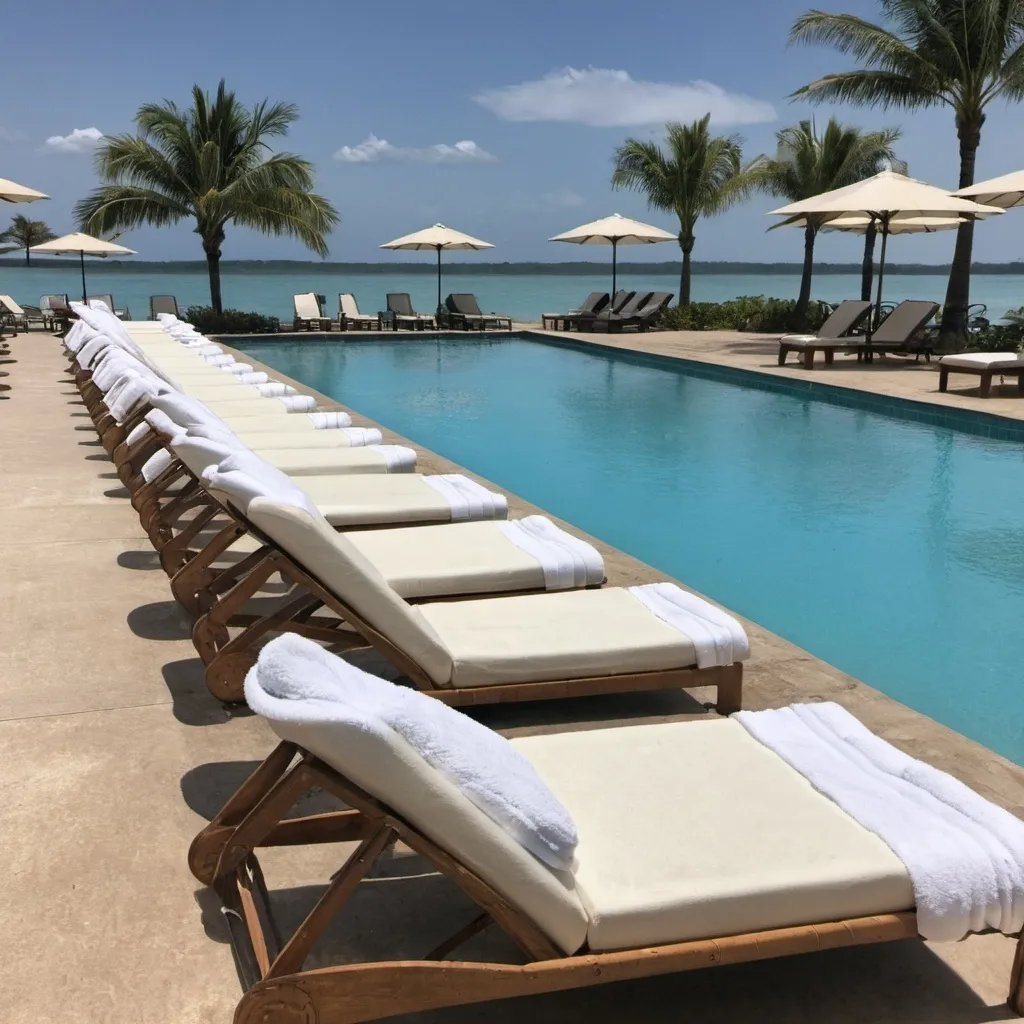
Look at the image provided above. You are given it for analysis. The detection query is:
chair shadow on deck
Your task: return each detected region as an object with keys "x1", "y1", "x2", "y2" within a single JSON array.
[{"x1": 160, "y1": 657, "x2": 236, "y2": 726}]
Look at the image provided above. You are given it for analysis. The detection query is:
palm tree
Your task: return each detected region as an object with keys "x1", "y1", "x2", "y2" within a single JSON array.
[
  {"x1": 749, "y1": 118, "x2": 902, "y2": 319},
  {"x1": 611, "y1": 115, "x2": 755, "y2": 305},
  {"x1": 789, "y1": 0, "x2": 1024, "y2": 344},
  {"x1": 75, "y1": 80, "x2": 339, "y2": 313},
  {"x1": 0, "y1": 215, "x2": 56, "y2": 266}
]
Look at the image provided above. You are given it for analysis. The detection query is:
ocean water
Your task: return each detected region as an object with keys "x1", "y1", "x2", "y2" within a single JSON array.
[
  {"x1": 3, "y1": 264, "x2": 1024, "y2": 322},
  {"x1": 236, "y1": 333, "x2": 1024, "y2": 765}
]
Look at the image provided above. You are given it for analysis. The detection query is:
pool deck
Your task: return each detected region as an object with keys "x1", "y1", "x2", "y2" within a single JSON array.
[
  {"x1": 529, "y1": 325, "x2": 1024, "y2": 422},
  {"x1": 1, "y1": 328, "x2": 1022, "y2": 1023}
]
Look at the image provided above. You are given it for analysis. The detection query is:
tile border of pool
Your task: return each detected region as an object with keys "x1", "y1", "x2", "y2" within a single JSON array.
[{"x1": 225, "y1": 330, "x2": 1024, "y2": 444}]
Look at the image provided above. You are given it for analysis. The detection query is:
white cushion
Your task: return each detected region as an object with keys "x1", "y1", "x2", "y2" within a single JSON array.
[
  {"x1": 940, "y1": 352, "x2": 1024, "y2": 370},
  {"x1": 415, "y1": 587, "x2": 698, "y2": 688},
  {"x1": 516, "y1": 718, "x2": 914, "y2": 951}
]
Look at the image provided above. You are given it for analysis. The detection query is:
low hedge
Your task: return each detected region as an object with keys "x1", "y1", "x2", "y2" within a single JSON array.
[
  {"x1": 655, "y1": 295, "x2": 829, "y2": 333},
  {"x1": 183, "y1": 305, "x2": 280, "y2": 334}
]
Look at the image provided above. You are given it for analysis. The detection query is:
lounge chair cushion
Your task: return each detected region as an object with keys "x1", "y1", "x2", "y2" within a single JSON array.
[
  {"x1": 516, "y1": 718, "x2": 914, "y2": 951},
  {"x1": 243, "y1": 499, "x2": 454, "y2": 681},
  {"x1": 249, "y1": 637, "x2": 589, "y2": 954},
  {"x1": 346, "y1": 521, "x2": 551, "y2": 598},
  {"x1": 414, "y1": 587, "x2": 698, "y2": 688},
  {"x1": 939, "y1": 353, "x2": 1024, "y2": 370}
]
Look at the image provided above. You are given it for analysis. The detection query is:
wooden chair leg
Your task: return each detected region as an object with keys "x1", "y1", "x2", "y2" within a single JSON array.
[
  {"x1": 715, "y1": 664, "x2": 743, "y2": 715},
  {"x1": 980, "y1": 372, "x2": 992, "y2": 398},
  {"x1": 1010, "y1": 931, "x2": 1024, "y2": 1016},
  {"x1": 778, "y1": 346, "x2": 788, "y2": 366},
  {"x1": 938, "y1": 367, "x2": 949, "y2": 392},
  {"x1": 801, "y1": 348, "x2": 814, "y2": 370},
  {"x1": 824, "y1": 349, "x2": 834, "y2": 366},
  {"x1": 1017, "y1": 374, "x2": 1024, "y2": 396}
]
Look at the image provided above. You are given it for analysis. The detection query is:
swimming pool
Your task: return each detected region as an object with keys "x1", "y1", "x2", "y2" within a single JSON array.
[{"x1": 235, "y1": 332, "x2": 1024, "y2": 765}]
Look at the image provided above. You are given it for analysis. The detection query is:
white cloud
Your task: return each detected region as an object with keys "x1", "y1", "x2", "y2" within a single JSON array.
[
  {"x1": 474, "y1": 67, "x2": 776, "y2": 127},
  {"x1": 43, "y1": 126, "x2": 103, "y2": 154},
  {"x1": 334, "y1": 133, "x2": 496, "y2": 164}
]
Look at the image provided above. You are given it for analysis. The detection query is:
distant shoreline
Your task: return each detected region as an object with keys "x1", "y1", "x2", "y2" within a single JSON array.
[{"x1": 2, "y1": 258, "x2": 1023, "y2": 276}]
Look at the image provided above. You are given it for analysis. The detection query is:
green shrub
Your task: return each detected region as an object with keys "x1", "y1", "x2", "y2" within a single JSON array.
[
  {"x1": 655, "y1": 296, "x2": 829, "y2": 333},
  {"x1": 183, "y1": 305, "x2": 280, "y2": 334}
]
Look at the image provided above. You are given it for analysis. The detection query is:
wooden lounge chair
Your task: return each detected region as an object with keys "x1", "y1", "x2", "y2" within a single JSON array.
[
  {"x1": 542, "y1": 292, "x2": 610, "y2": 330},
  {"x1": 188, "y1": 474, "x2": 746, "y2": 707},
  {"x1": 0, "y1": 295, "x2": 29, "y2": 333},
  {"x1": 42, "y1": 294, "x2": 72, "y2": 333},
  {"x1": 293, "y1": 293, "x2": 331, "y2": 332},
  {"x1": 561, "y1": 290, "x2": 634, "y2": 331},
  {"x1": 779, "y1": 300, "x2": 937, "y2": 369},
  {"x1": 599, "y1": 291, "x2": 674, "y2": 333},
  {"x1": 777, "y1": 300, "x2": 873, "y2": 367},
  {"x1": 338, "y1": 293, "x2": 381, "y2": 332},
  {"x1": 383, "y1": 293, "x2": 436, "y2": 330},
  {"x1": 189, "y1": 647, "x2": 1024, "y2": 1024},
  {"x1": 444, "y1": 293, "x2": 513, "y2": 331},
  {"x1": 938, "y1": 352, "x2": 1024, "y2": 397},
  {"x1": 149, "y1": 295, "x2": 180, "y2": 319},
  {"x1": 574, "y1": 291, "x2": 652, "y2": 332}
]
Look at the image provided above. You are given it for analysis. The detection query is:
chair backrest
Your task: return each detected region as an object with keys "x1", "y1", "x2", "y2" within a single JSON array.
[
  {"x1": 634, "y1": 292, "x2": 673, "y2": 317},
  {"x1": 580, "y1": 292, "x2": 609, "y2": 314},
  {"x1": 339, "y1": 293, "x2": 361, "y2": 318},
  {"x1": 0, "y1": 294, "x2": 24, "y2": 315},
  {"x1": 447, "y1": 293, "x2": 483, "y2": 316},
  {"x1": 387, "y1": 293, "x2": 415, "y2": 316},
  {"x1": 243, "y1": 497, "x2": 455, "y2": 684},
  {"x1": 610, "y1": 290, "x2": 634, "y2": 313},
  {"x1": 44, "y1": 294, "x2": 70, "y2": 312},
  {"x1": 88, "y1": 295, "x2": 115, "y2": 312},
  {"x1": 816, "y1": 299, "x2": 872, "y2": 339},
  {"x1": 608, "y1": 291, "x2": 651, "y2": 319},
  {"x1": 150, "y1": 295, "x2": 179, "y2": 318},
  {"x1": 294, "y1": 293, "x2": 322, "y2": 320},
  {"x1": 871, "y1": 300, "x2": 940, "y2": 344}
]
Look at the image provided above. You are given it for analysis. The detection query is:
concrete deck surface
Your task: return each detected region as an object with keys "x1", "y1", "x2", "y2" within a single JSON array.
[{"x1": 0, "y1": 329, "x2": 1021, "y2": 1023}]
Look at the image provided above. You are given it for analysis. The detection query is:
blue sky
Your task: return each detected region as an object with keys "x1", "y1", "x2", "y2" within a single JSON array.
[{"x1": 4, "y1": 0, "x2": 1024, "y2": 265}]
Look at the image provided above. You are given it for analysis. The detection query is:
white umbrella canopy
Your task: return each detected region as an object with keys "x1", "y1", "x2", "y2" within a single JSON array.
[
  {"x1": 954, "y1": 169, "x2": 1024, "y2": 209},
  {"x1": 549, "y1": 212, "x2": 676, "y2": 298},
  {"x1": 30, "y1": 232, "x2": 136, "y2": 303},
  {"x1": 0, "y1": 177, "x2": 49, "y2": 203},
  {"x1": 380, "y1": 223, "x2": 494, "y2": 313},
  {"x1": 769, "y1": 171, "x2": 1002, "y2": 316}
]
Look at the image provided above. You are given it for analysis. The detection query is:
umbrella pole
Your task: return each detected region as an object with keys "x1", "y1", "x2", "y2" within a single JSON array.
[
  {"x1": 870, "y1": 221, "x2": 890, "y2": 364},
  {"x1": 436, "y1": 246, "x2": 442, "y2": 317},
  {"x1": 80, "y1": 251, "x2": 87, "y2": 304},
  {"x1": 612, "y1": 239, "x2": 618, "y2": 299}
]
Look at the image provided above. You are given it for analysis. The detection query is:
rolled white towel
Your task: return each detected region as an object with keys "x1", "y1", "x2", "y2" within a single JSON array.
[
  {"x1": 218, "y1": 362, "x2": 255, "y2": 375},
  {"x1": 140, "y1": 449, "x2": 175, "y2": 483},
  {"x1": 276, "y1": 394, "x2": 317, "y2": 413},
  {"x1": 234, "y1": 371, "x2": 270, "y2": 385},
  {"x1": 421, "y1": 474, "x2": 508, "y2": 522},
  {"x1": 144, "y1": 408, "x2": 188, "y2": 442},
  {"x1": 337, "y1": 426, "x2": 382, "y2": 446},
  {"x1": 125, "y1": 420, "x2": 153, "y2": 446},
  {"x1": 203, "y1": 353, "x2": 234, "y2": 366},
  {"x1": 306, "y1": 410, "x2": 352, "y2": 429},
  {"x1": 370, "y1": 444, "x2": 417, "y2": 471},
  {"x1": 628, "y1": 582, "x2": 749, "y2": 668},
  {"x1": 253, "y1": 382, "x2": 297, "y2": 398},
  {"x1": 155, "y1": 313, "x2": 177, "y2": 324},
  {"x1": 498, "y1": 516, "x2": 604, "y2": 589},
  {"x1": 108, "y1": 374, "x2": 164, "y2": 423}
]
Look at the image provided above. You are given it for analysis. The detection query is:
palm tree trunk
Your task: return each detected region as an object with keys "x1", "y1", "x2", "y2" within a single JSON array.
[
  {"x1": 860, "y1": 222, "x2": 876, "y2": 303},
  {"x1": 24, "y1": 246, "x2": 31, "y2": 267},
  {"x1": 203, "y1": 237, "x2": 224, "y2": 314},
  {"x1": 679, "y1": 235, "x2": 694, "y2": 306},
  {"x1": 940, "y1": 118, "x2": 982, "y2": 350},
  {"x1": 796, "y1": 222, "x2": 816, "y2": 320}
]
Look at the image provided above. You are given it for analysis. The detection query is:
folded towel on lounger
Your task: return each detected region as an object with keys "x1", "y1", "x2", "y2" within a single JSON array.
[
  {"x1": 629, "y1": 582, "x2": 749, "y2": 668},
  {"x1": 498, "y1": 516, "x2": 604, "y2": 589},
  {"x1": 246, "y1": 633, "x2": 579, "y2": 870},
  {"x1": 421, "y1": 474, "x2": 508, "y2": 522},
  {"x1": 733, "y1": 702, "x2": 1024, "y2": 941}
]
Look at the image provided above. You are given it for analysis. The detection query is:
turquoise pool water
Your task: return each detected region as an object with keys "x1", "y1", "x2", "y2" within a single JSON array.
[{"x1": 235, "y1": 333, "x2": 1024, "y2": 764}]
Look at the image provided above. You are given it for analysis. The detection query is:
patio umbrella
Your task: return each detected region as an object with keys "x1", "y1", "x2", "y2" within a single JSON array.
[
  {"x1": 380, "y1": 223, "x2": 494, "y2": 315},
  {"x1": 0, "y1": 177, "x2": 48, "y2": 203},
  {"x1": 954, "y1": 169, "x2": 1024, "y2": 209},
  {"x1": 768, "y1": 170, "x2": 1002, "y2": 321},
  {"x1": 549, "y1": 212, "x2": 675, "y2": 299},
  {"x1": 29, "y1": 232, "x2": 136, "y2": 303}
]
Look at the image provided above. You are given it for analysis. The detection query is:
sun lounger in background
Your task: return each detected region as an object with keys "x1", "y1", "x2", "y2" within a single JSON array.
[
  {"x1": 338, "y1": 293, "x2": 381, "y2": 331},
  {"x1": 41, "y1": 294, "x2": 72, "y2": 332},
  {"x1": 445, "y1": 293, "x2": 513, "y2": 331},
  {"x1": 188, "y1": 636, "x2": 1024, "y2": 1024},
  {"x1": 0, "y1": 295, "x2": 29, "y2": 333},
  {"x1": 778, "y1": 299, "x2": 873, "y2": 367},
  {"x1": 576, "y1": 291, "x2": 652, "y2": 332},
  {"x1": 778, "y1": 299, "x2": 937, "y2": 369},
  {"x1": 565, "y1": 290, "x2": 638, "y2": 331},
  {"x1": 600, "y1": 291, "x2": 674, "y2": 333},
  {"x1": 293, "y1": 292, "x2": 331, "y2": 331},
  {"x1": 149, "y1": 295, "x2": 180, "y2": 319},
  {"x1": 88, "y1": 294, "x2": 131, "y2": 320},
  {"x1": 542, "y1": 291, "x2": 610, "y2": 330},
  {"x1": 938, "y1": 351, "x2": 1024, "y2": 397},
  {"x1": 383, "y1": 293, "x2": 437, "y2": 330}
]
